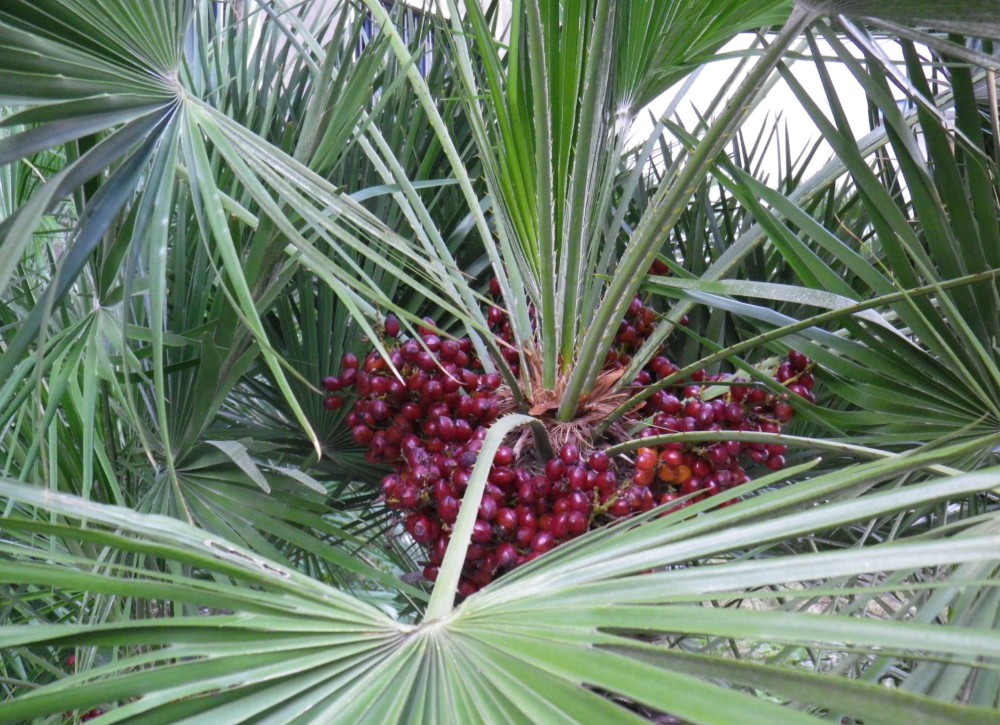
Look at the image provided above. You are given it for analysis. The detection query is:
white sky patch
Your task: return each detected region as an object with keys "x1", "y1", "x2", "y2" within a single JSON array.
[{"x1": 630, "y1": 35, "x2": 916, "y2": 180}]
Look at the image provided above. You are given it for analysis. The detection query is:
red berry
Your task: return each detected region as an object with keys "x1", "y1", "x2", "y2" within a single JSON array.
[
  {"x1": 680, "y1": 478, "x2": 702, "y2": 496},
  {"x1": 433, "y1": 536, "x2": 449, "y2": 563},
  {"x1": 496, "y1": 507, "x2": 518, "y2": 531},
  {"x1": 515, "y1": 526, "x2": 535, "y2": 547},
  {"x1": 369, "y1": 399, "x2": 390, "y2": 420},
  {"x1": 421, "y1": 379, "x2": 443, "y2": 402},
  {"x1": 567, "y1": 491, "x2": 591, "y2": 514},
  {"x1": 545, "y1": 458, "x2": 565, "y2": 482},
  {"x1": 550, "y1": 512, "x2": 571, "y2": 539},
  {"x1": 788, "y1": 383, "x2": 812, "y2": 401},
  {"x1": 493, "y1": 446, "x2": 515, "y2": 467},
  {"x1": 659, "y1": 449, "x2": 683, "y2": 468},
  {"x1": 567, "y1": 465, "x2": 588, "y2": 491},
  {"x1": 471, "y1": 520, "x2": 493, "y2": 543},
  {"x1": 788, "y1": 349, "x2": 809, "y2": 372},
  {"x1": 406, "y1": 514, "x2": 435, "y2": 544},
  {"x1": 438, "y1": 496, "x2": 459, "y2": 523},
  {"x1": 489, "y1": 467, "x2": 516, "y2": 487},
  {"x1": 773, "y1": 401, "x2": 794, "y2": 422},
  {"x1": 595, "y1": 470, "x2": 617, "y2": 494},
  {"x1": 609, "y1": 498, "x2": 631, "y2": 517},
  {"x1": 707, "y1": 445, "x2": 729, "y2": 466},
  {"x1": 559, "y1": 444, "x2": 580, "y2": 465},
  {"x1": 530, "y1": 531, "x2": 555, "y2": 553},
  {"x1": 634, "y1": 448, "x2": 658, "y2": 472},
  {"x1": 478, "y1": 496, "x2": 498, "y2": 521},
  {"x1": 567, "y1": 510, "x2": 588, "y2": 535},
  {"x1": 588, "y1": 450, "x2": 610, "y2": 472},
  {"x1": 351, "y1": 425, "x2": 373, "y2": 446},
  {"x1": 648, "y1": 259, "x2": 670, "y2": 275},
  {"x1": 659, "y1": 393, "x2": 683, "y2": 415},
  {"x1": 418, "y1": 317, "x2": 437, "y2": 336},
  {"x1": 440, "y1": 339, "x2": 460, "y2": 362},
  {"x1": 496, "y1": 542, "x2": 518, "y2": 568},
  {"x1": 384, "y1": 314, "x2": 401, "y2": 338}
]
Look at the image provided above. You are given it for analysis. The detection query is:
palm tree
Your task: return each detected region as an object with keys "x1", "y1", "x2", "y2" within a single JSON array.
[{"x1": 2, "y1": 1, "x2": 999, "y2": 722}]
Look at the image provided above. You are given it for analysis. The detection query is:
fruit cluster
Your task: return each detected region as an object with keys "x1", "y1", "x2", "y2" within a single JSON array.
[{"x1": 322, "y1": 294, "x2": 814, "y2": 595}]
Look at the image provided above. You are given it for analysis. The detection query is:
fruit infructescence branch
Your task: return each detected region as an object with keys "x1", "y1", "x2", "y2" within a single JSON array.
[{"x1": 322, "y1": 292, "x2": 814, "y2": 596}]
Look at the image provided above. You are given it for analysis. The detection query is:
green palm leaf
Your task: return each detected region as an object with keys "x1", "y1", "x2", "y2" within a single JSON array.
[{"x1": 3, "y1": 435, "x2": 999, "y2": 721}]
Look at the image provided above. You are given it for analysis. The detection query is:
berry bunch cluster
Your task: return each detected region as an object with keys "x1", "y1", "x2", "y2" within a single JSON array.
[
  {"x1": 322, "y1": 294, "x2": 814, "y2": 594},
  {"x1": 630, "y1": 347, "x2": 815, "y2": 507}
]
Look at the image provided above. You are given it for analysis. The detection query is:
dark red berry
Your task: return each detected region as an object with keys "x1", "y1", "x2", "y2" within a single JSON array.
[
  {"x1": 496, "y1": 542, "x2": 517, "y2": 568},
  {"x1": 384, "y1": 314, "x2": 401, "y2": 338},
  {"x1": 788, "y1": 349, "x2": 809, "y2": 372},
  {"x1": 496, "y1": 507, "x2": 518, "y2": 531},
  {"x1": 545, "y1": 458, "x2": 565, "y2": 482},
  {"x1": 559, "y1": 444, "x2": 579, "y2": 465},
  {"x1": 567, "y1": 510, "x2": 588, "y2": 535},
  {"x1": 406, "y1": 514, "x2": 435, "y2": 544},
  {"x1": 588, "y1": 450, "x2": 610, "y2": 472},
  {"x1": 530, "y1": 531, "x2": 554, "y2": 553},
  {"x1": 438, "y1": 496, "x2": 459, "y2": 523},
  {"x1": 493, "y1": 446, "x2": 515, "y2": 467},
  {"x1": 634, "y1": 448, "x2": 658, "y2": 472},
  {"x1": 351, "y1": 425, "x2": 373, "y2": 446},
  {"x1": 471, "y1": 520, "x2": 493, "y2": 543},
  {"x1": 773, "y1": 401, "x2": 794, "y2": 422}
]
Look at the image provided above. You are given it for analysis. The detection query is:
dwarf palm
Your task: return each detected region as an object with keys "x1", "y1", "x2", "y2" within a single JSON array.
[{"x1": 2, "y1": 1, "x2": 1000, "y2": 722}]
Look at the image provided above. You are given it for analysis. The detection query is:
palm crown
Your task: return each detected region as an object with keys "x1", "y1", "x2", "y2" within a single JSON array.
[{"x1": 2, "y1": 1, "x2": 1000, "y2": 722}]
